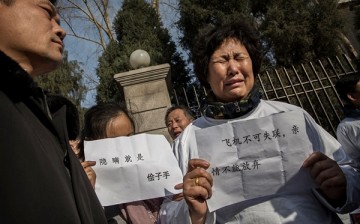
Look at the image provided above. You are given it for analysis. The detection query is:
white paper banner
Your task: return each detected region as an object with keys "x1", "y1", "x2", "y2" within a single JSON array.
[
  {"x1": 84, "y1": 134, "x2": 183, "y2": 206},
  {"x1": 196, "y1": 111, "x2": 315, "y2": 212}
]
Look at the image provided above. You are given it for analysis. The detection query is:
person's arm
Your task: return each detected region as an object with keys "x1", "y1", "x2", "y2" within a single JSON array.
[
  {"x1": 183, "y1": 159, "x2": 213, "y2": 224},
  {"x1": 303, "y1": 112, "x2": 360, "y2": 213},
  {"x1": 304, "y1": 155, "x2": 360, "y2": 214},
  {"x1": 159, "y1": 199, "x2": 215, "y2": 224},
  {"x1": 159, "y1": 197, "x2": 193, "y2": 224},
  {"x1": 158, "y1": 159, "x2": 215, "y2": 224},
  {"x1": 303, "y1": 152, "x2": 346, "y2": 207},
  {"x1": 161, "y1": 122, "x2": 215, "y2": 223},
  {"x1": 337, "y1": 123, "x2": 360, "y2": 169}
]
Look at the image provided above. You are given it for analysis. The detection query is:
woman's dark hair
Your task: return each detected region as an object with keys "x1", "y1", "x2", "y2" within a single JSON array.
[
  {"x1": 164, "y1": 105, "x2": 194, "y2": 125},
  {"x1": 193, "y1": 20, "x2": 263, "y2": 89},
  {"x1": 78, "y1": 102, "x2": 134, "y2": 161},
  {"x1": 82, "y1": 102, "x2": 135, "y2": 140}
]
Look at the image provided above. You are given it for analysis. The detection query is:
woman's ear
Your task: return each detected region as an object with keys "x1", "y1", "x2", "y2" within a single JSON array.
[{"x1": 347, "y1": 92, "x2": 359, "y2": 104}]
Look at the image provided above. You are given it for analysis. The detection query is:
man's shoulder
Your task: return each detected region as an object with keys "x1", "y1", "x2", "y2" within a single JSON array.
[
  {"x1": 0, "y1": 90, "x2": 20, "y2": 117},
  {"x1": 338, "y1": 117, "x2": 360, "y2": 131}
]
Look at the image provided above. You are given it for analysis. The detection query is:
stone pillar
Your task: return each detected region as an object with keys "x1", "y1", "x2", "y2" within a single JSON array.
[{"x1": 114, "y1": 63, "x2": 172, "y2": 142}]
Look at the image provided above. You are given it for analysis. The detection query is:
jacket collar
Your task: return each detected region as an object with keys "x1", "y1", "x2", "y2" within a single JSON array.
[
  {"x1": 0, "y1": 51, "x2": 69, "y2": 157},
  {"x1": 202, "y1": 86, "x2": 262, "y2": 119},
  {"x1": 343, "y1": 104, "x2": 360, "y2": 118},
  {"x1": 0, "y1": 51, "x2": 39, "y2": 101}
]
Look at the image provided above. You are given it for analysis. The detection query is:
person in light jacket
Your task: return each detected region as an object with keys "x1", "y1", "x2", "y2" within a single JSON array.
[{"x1": 159, "y1": 19, "x2": 360, "y2": 224}]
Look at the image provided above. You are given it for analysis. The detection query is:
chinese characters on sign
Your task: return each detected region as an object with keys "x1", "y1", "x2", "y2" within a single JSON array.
[
  {"x1": 147, "y1": 171, "x2": 171, "y2": 181},
  {"x1": 211, "y1": 159, "x2": 261, "y2": 176},
  {"x1": 196, "y1": 111, "x2": 313, "y2": 212},
  {"x1": 84, "y1": 134, "x2": 183, "y2": 206},
  {"x1": 99, "y1": 153, "x2": 145, "y2": 166},
  {"x1": 221, "y1": 125, "x2": 300, "y2": 147}
]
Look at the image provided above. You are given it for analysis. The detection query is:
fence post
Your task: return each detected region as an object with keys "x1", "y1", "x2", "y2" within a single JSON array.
[{"x1": 114, "y1": 63, "x2": 172, "y2": 142}]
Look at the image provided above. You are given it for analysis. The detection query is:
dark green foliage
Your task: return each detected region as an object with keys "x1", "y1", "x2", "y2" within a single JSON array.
[
  {"x1": 177, "y1": 0, "x2": 251, "y2": 60},
  {"x1": 355, "y1": 6, "x2": 360, "y2": 30},
  {"x1": 95, "y1": 0, "x2": 191, "y2": 103},
  {"x1": 178, "y1": 0, "x2": 348, "y2": 68},
  {"x1": 96, "y1": 41, "x2": 125, "y2": 103},
  {"x1": 351, "y1": 6, "x2": 360, "y2": 45},
  {"x1": 260, "y1": 0, "x2": 346, "y2": 66},
  {"x1": 36, "y1": 51, "x2": 86, "y2": 108},
  {"x1": 309, "y1": 0, "x2": 346, "y2": 58},
  {"x1": 260, "y1": 0, "x2": 314, "y2": 66}
]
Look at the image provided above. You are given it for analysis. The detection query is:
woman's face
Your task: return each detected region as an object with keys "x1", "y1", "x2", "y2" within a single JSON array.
[
  {"x1": 105, "y1": 113, "x2": 134, "y2": 138},
  {"x1": 207, "y1": 38, "x2": 254, "y2": 103}
]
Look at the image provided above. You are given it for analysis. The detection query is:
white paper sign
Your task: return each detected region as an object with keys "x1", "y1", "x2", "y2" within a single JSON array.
[
  {"x1": 84, "y1": 134, "x2": 183, "y2": 206},
  {"x1": 196, "y1": 111, "x2": 315, "y2": 212}
]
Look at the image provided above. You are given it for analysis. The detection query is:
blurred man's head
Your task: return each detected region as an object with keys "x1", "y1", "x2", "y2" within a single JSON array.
[
  {"x1": 0, "y1": 0, "x2": 66, "y2": 76},
  {"x1": 336, "y1": 73, "x2": 360, "y2": 109},
  {"x1": 165, "y1": 105, "x2": 194, "y2": 140}
]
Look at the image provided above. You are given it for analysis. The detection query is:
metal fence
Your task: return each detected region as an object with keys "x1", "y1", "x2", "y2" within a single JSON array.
[{"x1": 171, "y1": 54, "x2": 357, "y2": 136}]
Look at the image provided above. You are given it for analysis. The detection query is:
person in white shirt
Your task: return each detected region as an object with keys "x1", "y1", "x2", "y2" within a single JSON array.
[
  {"x1": 336, "y1": 73, "x2": 360, "y2": 169},
  {"x1": 335, "y1": 72, "x2": 360, "y2": 223},
  {"x1": 159, "y1": 20, "x2": 360, "y2": 224}
]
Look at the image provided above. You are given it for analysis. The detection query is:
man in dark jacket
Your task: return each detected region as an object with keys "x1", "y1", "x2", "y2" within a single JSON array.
[{"x1": 0, "y1": 0, "x2": 107, "y2": 223}]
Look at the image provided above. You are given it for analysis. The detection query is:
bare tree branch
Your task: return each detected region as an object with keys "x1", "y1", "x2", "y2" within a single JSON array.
[{"x1": 59, "y1": 0, "x2": 116, "y2": 51}]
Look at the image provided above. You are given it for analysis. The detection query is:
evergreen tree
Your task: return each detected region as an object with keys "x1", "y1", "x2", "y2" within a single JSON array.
[
  {"x1": 354, "y1": 6, "x2": 360, "y2": 32},
  {"x1": 96, "y1": 41, "x2": 125, "y2": 103},
  {"x1": 177, "y1": 0, "x2": 348, "y2": 68},
  {"x1": 259, "y1": 0, "x2": 347, "y2": 66},
  {"x1": 96, "y1": 0, "x2": 190, "y2": 103},
  {"x1": 36, "y1": 51, "x2": 86, "y2": 108},
  {"x1": 177, "y1": 0, "x2": 251, "y2": 60}
]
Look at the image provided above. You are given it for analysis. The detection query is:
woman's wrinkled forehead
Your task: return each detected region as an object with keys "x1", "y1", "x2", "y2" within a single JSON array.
[
  {"x1": 211, "y1": 38, "x2": 243, "y2": 57},
  {"x1": 218, "y1": 37, "x2": 242, "y2": 48}
]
